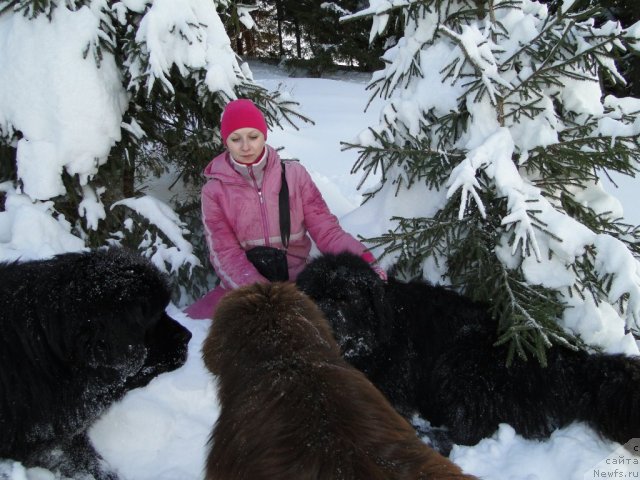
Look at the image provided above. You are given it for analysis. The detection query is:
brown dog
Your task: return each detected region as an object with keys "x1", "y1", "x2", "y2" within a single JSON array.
[{"x1": 202, "y1": 282, "x2": 477, "y2": 480}]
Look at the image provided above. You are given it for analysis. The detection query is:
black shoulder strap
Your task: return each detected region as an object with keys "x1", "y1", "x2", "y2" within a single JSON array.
[{"x1": 279, "y1": 162, "x2": 291, "y2": 249}]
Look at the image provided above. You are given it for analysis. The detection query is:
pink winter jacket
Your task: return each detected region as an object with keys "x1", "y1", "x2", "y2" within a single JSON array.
[{"x1": 201, "y1": 146, "x2": 368, "y2": 289}]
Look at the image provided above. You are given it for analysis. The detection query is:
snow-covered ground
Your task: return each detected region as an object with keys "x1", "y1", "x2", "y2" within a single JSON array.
[{"x1": 2, "y1": 61, "x2": 639, "y2": 480}]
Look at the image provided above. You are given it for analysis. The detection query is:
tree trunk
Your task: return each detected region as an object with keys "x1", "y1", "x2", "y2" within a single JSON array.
[
  {"x1": 276, "y1": 0, "x2": 285, "y2": 57},
  {"x1": 294, "y1": 18, "x2": 301, "y2": 58}
]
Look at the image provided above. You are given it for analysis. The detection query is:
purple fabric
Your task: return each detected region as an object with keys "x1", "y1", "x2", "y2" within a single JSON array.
[{"x1": 183, "y1": 285, "x2": 228, "y2": 320}]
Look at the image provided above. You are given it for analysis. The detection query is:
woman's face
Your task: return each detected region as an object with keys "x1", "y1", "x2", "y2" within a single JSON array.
[{"x1": 226, "y1": 128, "x2": 266, "y2": 164}]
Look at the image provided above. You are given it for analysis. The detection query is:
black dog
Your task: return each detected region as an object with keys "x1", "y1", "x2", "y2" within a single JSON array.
[
  {"x1": 203, "y1": 282, "x2": 476, "y2": 480},
  {"x1": 296, "y1": 252, "x2": 640, "y2": 452},
  {"x1": 0, "y1": 248, "x2": 192, "y2": 479}
]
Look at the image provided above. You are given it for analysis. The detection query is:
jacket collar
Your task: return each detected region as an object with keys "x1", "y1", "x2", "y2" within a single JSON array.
[
  {"x1": 204, "y1": 145, "x2": 278, "y2": 183},
  {"x1": 229, "y1": 148, "x2": 268, "y2": 182}
]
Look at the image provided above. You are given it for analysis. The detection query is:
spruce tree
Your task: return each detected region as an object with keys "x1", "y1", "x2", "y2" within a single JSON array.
[
  {"x1": 344, "y1": 0, "x2": 640, "y2": 364},
  {"x1": 0, "y1": 0, "x2": 306, "y2": 303}
]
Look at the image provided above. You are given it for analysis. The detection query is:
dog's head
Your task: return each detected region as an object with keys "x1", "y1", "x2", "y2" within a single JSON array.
[
  {"x1": 295, "y1": 252, "x2": 392, "y2": 366},
  {"x1": 202, "y1": 282, "x2": 340, "y2": 377},
  {"x1": 48, "y1": 248, "x2": 191, "y2": 383}
]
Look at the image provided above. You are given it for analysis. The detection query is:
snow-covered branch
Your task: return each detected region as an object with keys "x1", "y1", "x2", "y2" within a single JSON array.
[
  {"x1": 340, "y1": 0, "x2": 415, "y2": 43},
  {"x1": 593, "y1": 234, "x2": 640, "y2": 328},
  {"x1": 111, "y1": 195, "x2": 201, "y2": 274},
  {"x1": 438, "y1": 23, "x2": 512, "y2": 105},
  {"x1": 125, "y1": 0, "x2": 246, "y2": 98}
]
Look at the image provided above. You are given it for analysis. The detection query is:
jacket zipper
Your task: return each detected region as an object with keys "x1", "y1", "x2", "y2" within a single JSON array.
[{"x1": 248, "y1": 165, "x2": 271, "y2": 247}]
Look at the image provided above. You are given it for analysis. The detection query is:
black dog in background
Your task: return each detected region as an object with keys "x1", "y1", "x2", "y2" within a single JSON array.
[
  {"x1": 296, "y1": 252, "x2": 640, "y2": 452},
  {"x1": 0, "y1": 248, "x2": 192, "y2": 479}
]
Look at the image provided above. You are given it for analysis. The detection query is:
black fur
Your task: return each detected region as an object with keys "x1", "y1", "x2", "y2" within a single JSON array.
[
  {"x1": 296, "y1": 252, "x2": 640, "y2": 451},
  {"x1": 0, "y1": 248, "x2": 192, "y2": 479}
]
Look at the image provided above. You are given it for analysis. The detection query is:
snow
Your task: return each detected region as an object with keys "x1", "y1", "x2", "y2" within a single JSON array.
[
  {"x1": 0, "y1": 4, "x2": 128, "y2": 201},
  {"x1": 0, "y1": 183, "x2": 85, "y2": 262},
  {"x1": 129, "y1": 0, "x2": 241, "y2": 97},
  {"x1": 1, "y1": 59, "x2": 639, "y2": 480},
  {"x1": 451, "y1": 423, "x2": 626, "y2": 480}
]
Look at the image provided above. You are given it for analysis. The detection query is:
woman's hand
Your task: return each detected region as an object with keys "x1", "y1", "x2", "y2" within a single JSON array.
[
  {"x1": 362, "y1": 251, "x2": 387, "y2": 281},
  {"x1": 371, "y1": 263, "x2": 388, "y2": 281}
]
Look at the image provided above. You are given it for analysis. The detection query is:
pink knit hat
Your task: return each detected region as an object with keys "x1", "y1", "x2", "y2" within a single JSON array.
[{"x1": 220, "y1": 99, "x2": 268, "y2": 144}]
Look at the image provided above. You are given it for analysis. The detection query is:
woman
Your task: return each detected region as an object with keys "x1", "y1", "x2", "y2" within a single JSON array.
[{"x1": 185, "y1": 99, "x2": 384, "y2": 319}]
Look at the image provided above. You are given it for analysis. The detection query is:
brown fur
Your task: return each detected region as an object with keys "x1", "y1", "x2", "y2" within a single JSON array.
[{"x1": 202, "y1": 282, "x2": 476, "y2": 480}]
